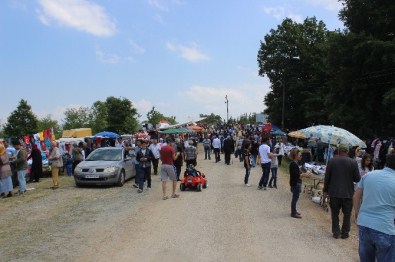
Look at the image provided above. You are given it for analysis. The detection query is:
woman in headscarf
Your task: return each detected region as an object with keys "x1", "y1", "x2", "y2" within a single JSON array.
[
  {"x1": 27, "y1": 144, "x2": 43, "y2": 182},
  {"x1": 0, "y1": 144, "x2": 13, "y2": 198}
]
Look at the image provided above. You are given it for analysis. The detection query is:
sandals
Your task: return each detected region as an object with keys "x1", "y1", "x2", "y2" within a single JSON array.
[{"x1": 163, "y1": 194, "x2": 179, "y2": 200}]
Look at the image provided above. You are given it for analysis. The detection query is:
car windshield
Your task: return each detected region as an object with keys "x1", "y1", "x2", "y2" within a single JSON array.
[{"x1": 86, "y1": 149, "x2": 122, "y2": 161}]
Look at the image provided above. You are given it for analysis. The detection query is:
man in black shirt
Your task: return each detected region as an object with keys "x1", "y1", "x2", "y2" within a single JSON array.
[{"x1": 324, "y1": 144, "x2": 361, "y2": 239}]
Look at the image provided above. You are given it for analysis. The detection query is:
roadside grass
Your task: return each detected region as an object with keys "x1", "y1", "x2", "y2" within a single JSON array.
[{"x1": 0, "y1": 174, "x2": 76, "y2": 211}]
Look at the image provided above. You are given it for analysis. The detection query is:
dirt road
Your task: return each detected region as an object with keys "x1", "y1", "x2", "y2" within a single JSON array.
[{"x1": 0, "y1": 149, "x2": 359, "y2": 262}]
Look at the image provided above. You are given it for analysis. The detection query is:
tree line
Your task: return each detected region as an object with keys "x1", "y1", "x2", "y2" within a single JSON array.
[
  {"x1": 257, "y1": 0, "x2": 395, "y2": 138},
  {"x1": 0, "y1": 98, "x2": 257, "y2": 139}
]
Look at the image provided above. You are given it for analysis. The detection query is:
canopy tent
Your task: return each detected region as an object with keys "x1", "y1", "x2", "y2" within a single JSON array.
[
  {"x1": 94, "y1": 131, "x2": 120, "y2": 138},
  {"x1": 187, "y1": 125, "x2": 205, "y2": 131},
  {"x1": 62, "y1": 128, "x2": 92, "y2": 138},
  {"x1": 159, "y1": 128, "x2": 193, "y2": 134}
]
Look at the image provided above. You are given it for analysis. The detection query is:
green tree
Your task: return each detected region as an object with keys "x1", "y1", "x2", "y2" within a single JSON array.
[
  {"x1": 37, "y1": 115, "x2": 61, "y2": 138},
  {"x1": 89, "y1": 101, "x2": 108, "y2": 134},
  {"x1": 323, "y1": 0, "x2": 395, "y2": 137},
  {"x1": 0, "y1": 119, "x2": 5, "y2": 138},
  {"x1": 147, "y1": 107, "x2": 166, "y2": 126},
  {"x1": 146, "y1": 107, "x2": 176, "y2": 127},
  {"x1": 62, "y1": 106, "x2": 91, "y2": 130},
  {"x1": 339, "y1": 0, "x2": 395, "y2": 41},
  {"x1": 4, "y1": 99, "x2": 38, "y2": 137},
  {"x1": 238, "y1": 113, "x2": 256, "y2": 125},
  {"x1": 105, "y1": 96, "x2": 139, "y2": 134},
  {"x1": 199, "y1": 113, "x2": 222, "y2": 126},
  {"x1": 257, "y1": 17, "x2": 331, "y2": 130}
]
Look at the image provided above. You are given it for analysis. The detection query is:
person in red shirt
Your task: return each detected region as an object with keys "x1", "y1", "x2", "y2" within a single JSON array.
[{"x1": 160, "y1": 138, "x2": 180, "y2": 200}]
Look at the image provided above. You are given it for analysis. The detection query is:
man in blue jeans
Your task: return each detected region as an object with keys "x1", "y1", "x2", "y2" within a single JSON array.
[
  {"x1": 13, "y1": 140, "x2": 28, "y2": 195},
  {"x1": 353, "y1": 154, "x2": 395, "y2": 262},
  {"x1": 258, "y1": 137, "x2": 272, "y2": 190}
]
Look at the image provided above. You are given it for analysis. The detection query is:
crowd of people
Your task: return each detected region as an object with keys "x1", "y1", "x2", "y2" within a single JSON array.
[{"x1": 1, "y1": 123, "x2": 394, "y2": 261}]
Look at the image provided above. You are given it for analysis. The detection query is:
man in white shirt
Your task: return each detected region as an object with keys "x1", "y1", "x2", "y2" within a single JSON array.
[
  {"x1": 212, "y1": 135, "x2": 221, "y2": 163},
  {"x1": 258, "y1": 137, "x2": 273, "y2": 190},
  {"x1": 148, "y1": 139, "x2": 161, "y2": 175}
]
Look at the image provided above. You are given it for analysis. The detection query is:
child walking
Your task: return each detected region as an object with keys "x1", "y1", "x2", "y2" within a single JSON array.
[{"x1": 268, "y1": 147, "x2": 279, "y2": 188}]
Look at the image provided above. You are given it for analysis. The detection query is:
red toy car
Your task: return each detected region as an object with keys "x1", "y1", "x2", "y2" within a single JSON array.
[{"x1": 180, "y1": 165, "x2": 207, "y2": 192}]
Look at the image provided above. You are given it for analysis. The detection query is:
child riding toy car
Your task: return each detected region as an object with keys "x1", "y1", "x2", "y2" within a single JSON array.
[{"x1": 179, "y1": 165, "x2": 207, "y2": 192}]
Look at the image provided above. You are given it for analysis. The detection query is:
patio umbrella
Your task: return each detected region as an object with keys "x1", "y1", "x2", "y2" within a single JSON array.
[
  {"x1": 94, "y1": 131, "x2": 120, "y2": 138},
  {"x1": 288, "y1": 130, "x2": 307, "y2": 139},
  {"x1": 299, "y1": 125, "x2": 366, "y2": 148}
]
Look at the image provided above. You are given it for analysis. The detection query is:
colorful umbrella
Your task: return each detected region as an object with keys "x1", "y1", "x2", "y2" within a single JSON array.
[{"x1": 299, "y1": 125, "x2": 366, "y2": 148}]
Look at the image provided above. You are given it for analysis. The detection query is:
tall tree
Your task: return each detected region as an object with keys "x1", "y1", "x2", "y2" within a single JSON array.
[
  {"x1": 257, "y1": 17, "x2": 330, "y2": 130},
  {"x1": 199, "y1": 113, "x2": 222, "y2": 127},
  {"x1": 89, "y1": 101, "x2": 108, "y2": 134},
  {"x1": 325, "y1": 0, "x2": 395, "y2": 137},
  {"x1": 4, "y1": 99, "x2": 38, "y2": 137},
  {"x1": 339, "y1": 0, "x2": 395, "y2": 41},
  {"x1": 62, "y1": 107, "x2": 91, "y2": 130},
  {"x1": 105, "y1": 96, "x2": 139, "y2": 134},
  {"x1": 146, "y1": 107, "x2": 177, "y2": 127}
]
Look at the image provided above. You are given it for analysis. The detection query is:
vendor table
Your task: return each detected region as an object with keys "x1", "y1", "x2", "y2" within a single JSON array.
[{"x1": 310, "y1": 174, "x2": 324, "y2": 189}]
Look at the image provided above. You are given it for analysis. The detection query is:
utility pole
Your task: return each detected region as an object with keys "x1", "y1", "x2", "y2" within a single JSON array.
[{"x1": 225, "y1": 95, "x2": 229, "y2": 123}]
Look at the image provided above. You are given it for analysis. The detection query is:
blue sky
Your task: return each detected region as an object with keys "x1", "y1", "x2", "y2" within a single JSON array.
[{"x1": 0, "y1": 0, "x2": 344, "y2": 126}]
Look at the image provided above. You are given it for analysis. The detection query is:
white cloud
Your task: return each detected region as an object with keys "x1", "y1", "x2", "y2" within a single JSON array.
[
  {"x1": 96, "y1": 48, "x2": 120, "y2": 64},
  {"x1": 288, "y1": 13, "x2": 303, "y2": 23},
  {"x1": 35, "y1": 104, "x2": 88, "y2": 122},
  {"x1": 263, "y1": 5, "x2": 303, "y2": 23},
  {"x1": 180, "y1": 84, "x2": 269, "y2": 121},
  {"x1": 305, "y1": 0, "x2": 342, "y2": 11},
  {"x1": 36, "y1": 0, "x2": 117, "y2": 37},
  {"x1": 148, "y1": 0, "x2": 184, "y2": 11},
  {"x1": 9, "y1": 0, "x2": 28, "y2": 11},
  {"x1": 128, "y1": 39, "x2": 145, "y2": 54},
  {"x1": 153, "y1": 14, "x2": 165, "y2": 24},
  {"x1": 263, "y1": 6, "x2": 285, "y2": 20},
  {"x1": 166, "y1": 42, "x2": 209, "y2": 63},
  {"x1": 148, "y1": 0, "x2": 169, "y2": 11},
  {"x1": 136, "y1": 99, "x2": 153, "y2": 116}
]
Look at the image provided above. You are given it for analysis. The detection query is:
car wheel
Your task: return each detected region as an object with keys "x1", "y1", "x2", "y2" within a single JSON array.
[
  {"x1": 197, "y1": 184, "x2": 202, "y2": 192},
  {"x1": 75, "y1": 182, "x2": 82, "y2": 188},
  {"x1": 180, "y1": 183, "x2": 185, "y2": 191},
  {"x1": 117, "y1": 170, "x2": 125, "y2": 187},
  {"x1": 203, "y1": 181, "x2": 207, "y2": 189}
]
